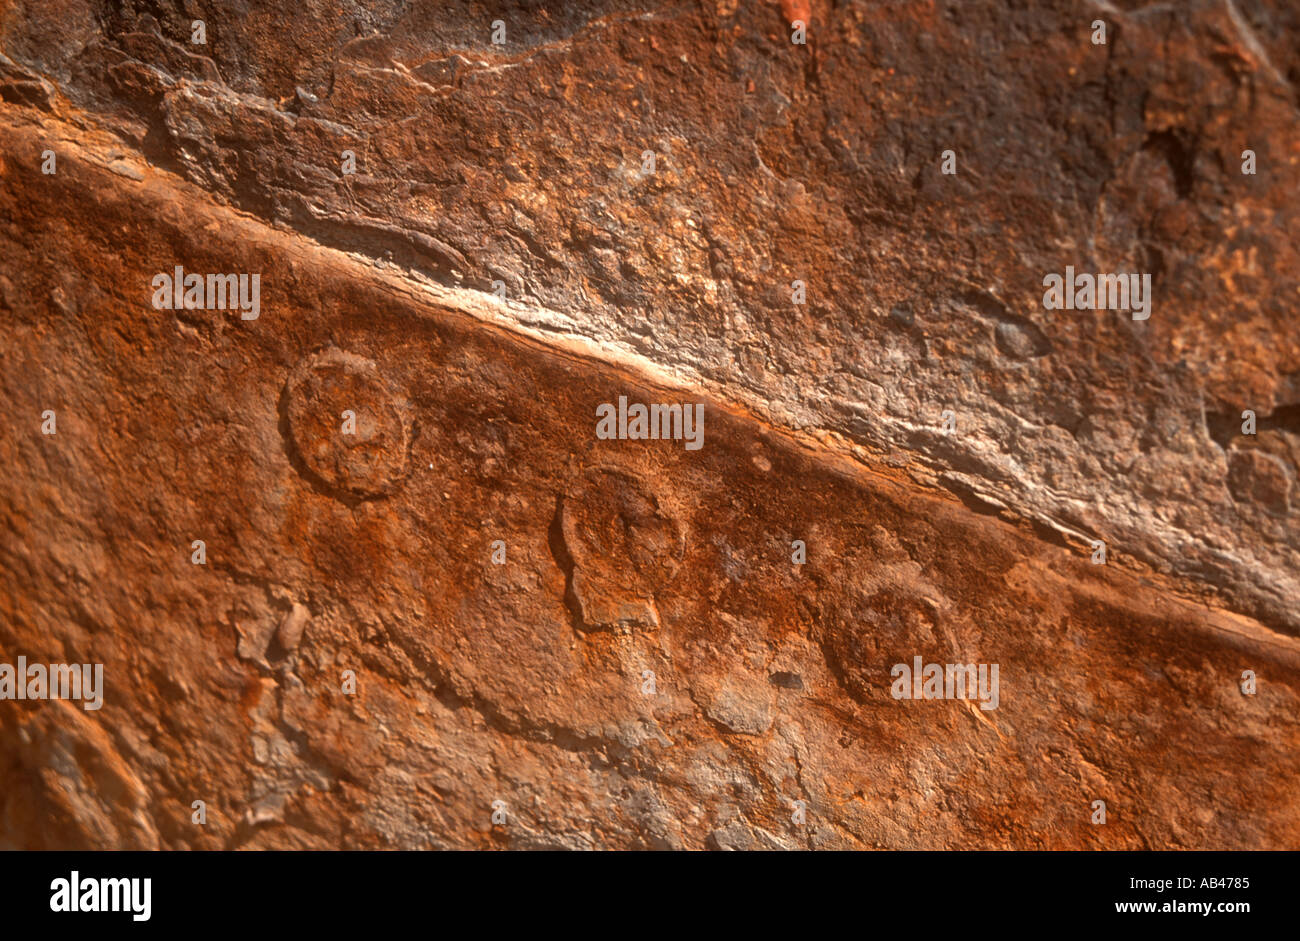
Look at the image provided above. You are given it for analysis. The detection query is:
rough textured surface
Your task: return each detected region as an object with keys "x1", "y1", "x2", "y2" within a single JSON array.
[{"x1": 0, "y1": 1, "x2": 1298, "y2": 849}]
